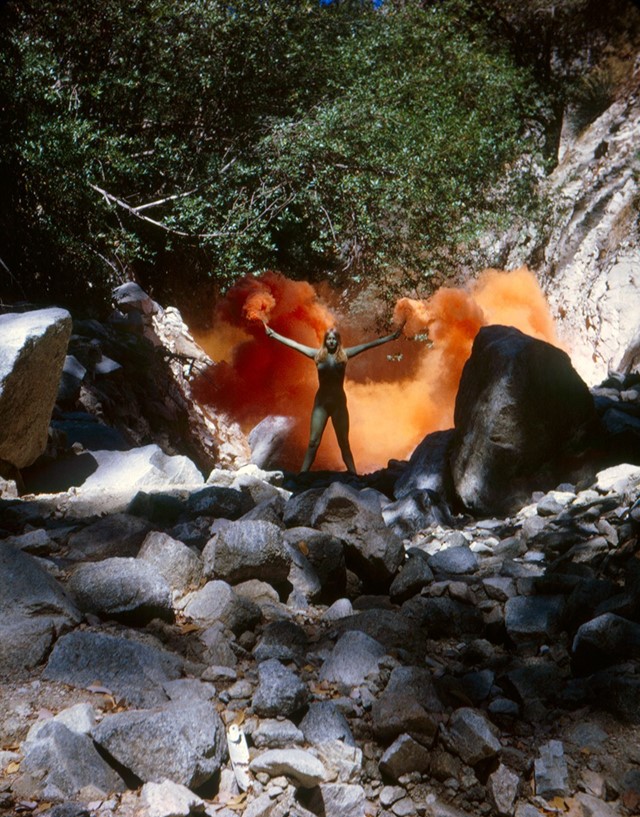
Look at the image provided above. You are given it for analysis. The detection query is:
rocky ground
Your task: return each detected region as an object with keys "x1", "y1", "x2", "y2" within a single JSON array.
[
  {"x1": 3, "y1": 287, "x2": 640, "y2": 817},
  {"x1": 1, "y1": 438, "x2": 640, "y2": 817}
]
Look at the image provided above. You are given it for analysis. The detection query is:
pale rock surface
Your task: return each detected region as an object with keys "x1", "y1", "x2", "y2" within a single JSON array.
[
  {"x1": 24, "y1": 703, "x2": 96, "y2": 744},
  {"x1": 0, "y1": 307, "x2": 72, "y2": 468},
  {"x1": 249, "y1": 748, "x2": 327, "y2": 788},
  {"x1": 303, "y1": 783, "x2": 366, "y2": 817},
  {"x1": 507, "y1": 74, "x2": 640, "y2": 385},
  {"x1": 78, "y1": 444, "x2": 204, "y2": 495},
  {"x1": 152, "y1": 305, "x2": 250, "y2": 469},
  {"x1": 141, "y1": 778, "x2": 207, "y2": 817},
  {"x1": 137, "y1": 530, "x2": 203, "y2": 595}
]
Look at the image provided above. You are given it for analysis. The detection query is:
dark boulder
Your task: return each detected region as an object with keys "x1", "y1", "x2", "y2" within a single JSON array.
[{"x1": 450, "y1": 325, "x2": 597, "y2": 515}]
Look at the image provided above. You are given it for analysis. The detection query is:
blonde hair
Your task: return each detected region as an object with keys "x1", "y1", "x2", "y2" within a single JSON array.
[{"x1": 315, "y1": 328, "x2": 347, "y2": 364}]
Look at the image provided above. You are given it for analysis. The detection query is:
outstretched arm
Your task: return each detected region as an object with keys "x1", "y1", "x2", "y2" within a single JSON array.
[
  {"x1": 344, "y1": 324, "x2": 404, "y2": 359},
  {"x1": 264, "y1": 323, "x2": 318, "y2": 359}
]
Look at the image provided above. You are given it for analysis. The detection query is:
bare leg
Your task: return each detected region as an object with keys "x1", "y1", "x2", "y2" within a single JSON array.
[
  {"x1": 301, "y1": 404, "x2": 329, "y2": 472},
  {"x1": 332, "y1": 404, "x2": 357, "y2": 474}
]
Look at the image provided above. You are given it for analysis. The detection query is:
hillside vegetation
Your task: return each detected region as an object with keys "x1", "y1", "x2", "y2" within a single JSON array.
[{"x1": 1, "y1": 0, "x2": 637, "y2": 321}]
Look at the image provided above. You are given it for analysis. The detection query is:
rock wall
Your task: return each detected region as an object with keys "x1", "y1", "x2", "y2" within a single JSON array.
[{"x1": 508, "y1": 69, "x2": 640, "y2": 386}]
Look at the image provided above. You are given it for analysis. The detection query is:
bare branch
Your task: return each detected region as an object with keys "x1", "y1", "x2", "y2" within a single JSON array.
[
  {"x1": 90, "y1": 172, "x2": 293, "y2": 241},
  {"x1": 90, "y1": 183, "x2": 192, "y2": 236},
  {"x1": 133, "y1": 187, "x2": 203, "y2": 214}
]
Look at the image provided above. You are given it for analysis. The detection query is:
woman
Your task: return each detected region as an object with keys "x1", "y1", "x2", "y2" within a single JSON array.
[{"x1": 264, "y1": 321, "x2": 403, "y2": 474}]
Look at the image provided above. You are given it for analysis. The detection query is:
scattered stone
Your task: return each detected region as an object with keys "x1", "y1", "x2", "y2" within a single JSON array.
[
  {"x1": 67, "y1": 557, "x2": 173, "y2": 624},
  {"x1": 323, "y1": 598, "x2": 354, "y2": 621},
  {"x1": 43, "y1": 630, "x2": 183, "y2": 707},
  {"x1": 183, "y1": 580, "x2": 261, "y2": 635},
  {"x1": 383, "y1": 489, "x2": 453, "y2": 539},
  {"x1": 378, "y1": 734, "x2": 431, "y2": 781},
  {"x1": 505, "y1": 595, "x2": 565, "y2": 644},
  {"x1": 572, "y1": 612, "x2": 640, "y2": 671},
  {"x1": 137, "y1": 531, "x2": 203, "y2": 595},
  {"x1": 163, "y1": 678, "x2": 217, "y2": 703},
  {"x1": 595, "y1": 463, "x2": 640, "y2": 495},
  {"x1": 534, "y1": 740, "x2": 569, "y2": 800},
  {"x1": 15, "y1": 721, "x2": 124, "y2": 800},
  {"x1": 249, "y1": 748, "x2": 327, "y2": 788},
  {"x1": 252, "y1": 659, "x2": 309, "y2": 718},
  {"x1": 253, "y1": 619, "x2": 308, "y2": 665},
  {"x1": 442, "y1": 707, "x2": 501, "y2": 766},
  {"x1": 141, "y1": 778, "x2": 206, "y2": 817},
  {"x1": 429, "y1": 545, "x2": 479, "y2": 576},
  {"x1": 0, "y1": 542, "x2": 80, "y2": 675},
  {"x1": 252, "y1": 719, "x2": 305, "y2": 749},
  {"x1": 66, "y1": 513, "x2": 152, "y2": 560},
  {"x1": 300, "y1": 701, "x2": 356, "y2": 746},
  {"x1": 284, "y1": 527, "x2": 346, "y2": 602},
  {"x1": 488, "y1": 763, "x2": 520, "y2": 815},
  {"x1": 401, "y1": 595, "x2": 484, "y2": 639},
  {"x1": 313, "y1": 740, "x2": 363, "y2": 784},
  {"x1": 92, "y1": 700, "x2": 227, "y2": 788},
  {"x1": 25, "y1": 703, "x2": 96, "y2": 744},
  {"x1": 311, "y1": 482, "x2": 404, "y2": 590},
  {"x1": 302, "y1": 782, "x2": 366, "y2": 817},
  {"x1": 202, "y1": 520, "x2": 291, "y2": 586},
  {"x1": 186, "y1": 485, "x2": 253, "y2": 520},
  {"x1": 389, "y1": 552, "x2": 434, "y2": 603},
  {"x1": 319, "y1": 630, "x2": 386, "y2": 692},
  {"x1": 372, "y1": 667, "x2": 443, "y2": 745}
]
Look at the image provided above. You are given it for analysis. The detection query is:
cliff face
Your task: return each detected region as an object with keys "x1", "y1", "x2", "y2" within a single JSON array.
[{"x1": 510, "y1": 67, "x2": 640, "y2": 386}]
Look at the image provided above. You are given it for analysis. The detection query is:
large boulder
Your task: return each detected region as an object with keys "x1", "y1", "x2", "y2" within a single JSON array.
[
  {"x1": 0, "y1": 542, "x2": 80, "y2": 676},
  {"x1": 450, "y1": 325, "x2": 597, "y2": 514},
  {"x1": 67, "y1": 557, "x2": 174, "y2": 625},
  {"x1": 92, "y1": 700, "x2": 227, "y2": 788},
  {"x1": 182, "y1": 579, "x2": 261, "y2": 635},
  {"x1": 15, "y1": 721, "x2": 125, "y2": 801},
  {"x1": 311, "y1": 482, "x2": 404, "y2": 591},
  {"x1": 66, "y1": 513, "x2": 152, "y2": 561},
  {"x1": 43, "y1": 630, "x2": 183, "y2": 707},
  {"x1": 202, "y1": 520, "x2": 291, "y2": 587},
  {"x1": 0, "y1": 308, "x2": 72, "y2": 468}
]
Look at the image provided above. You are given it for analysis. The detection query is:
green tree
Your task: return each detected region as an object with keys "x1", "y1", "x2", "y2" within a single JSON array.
[{"x1": 0, "y1": 0, "x2": 544, "y2": 317}]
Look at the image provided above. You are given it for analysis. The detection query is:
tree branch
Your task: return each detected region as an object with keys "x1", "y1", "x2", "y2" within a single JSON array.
[{"x1": 90, "y1": 183, "x2": 192, "y2": 236}]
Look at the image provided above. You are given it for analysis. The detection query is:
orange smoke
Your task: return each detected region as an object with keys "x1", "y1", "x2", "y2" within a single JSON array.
[{"x1": 194, "y1": 266, "x2": 560, "y2": 473}]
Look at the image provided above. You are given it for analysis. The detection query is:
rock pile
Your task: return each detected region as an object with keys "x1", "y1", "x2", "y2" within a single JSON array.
[
  {"x1": 2, "y1": 290, "x2": 640, "y2": 816},
  {"x1": 1, "y1": 450, "x2": 639, "y2": 817},
  {"x1": 13, "y1": 286, "x2": 250, "y2": 497}
]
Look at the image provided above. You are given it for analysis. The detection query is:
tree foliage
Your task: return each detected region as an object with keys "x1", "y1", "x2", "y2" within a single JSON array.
[{"x1": 0, "y1": 0, "x2": 548, "y2": 317}]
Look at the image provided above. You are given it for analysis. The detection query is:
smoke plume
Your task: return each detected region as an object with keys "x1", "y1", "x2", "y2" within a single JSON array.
[{"x1": 194, "y1": 267, "x2": 560, "y2": 472}]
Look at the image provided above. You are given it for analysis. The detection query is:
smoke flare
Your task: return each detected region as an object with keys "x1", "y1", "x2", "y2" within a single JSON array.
[{"x1": 194, "y1": 266, "x2": 560, "y2": 472}]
